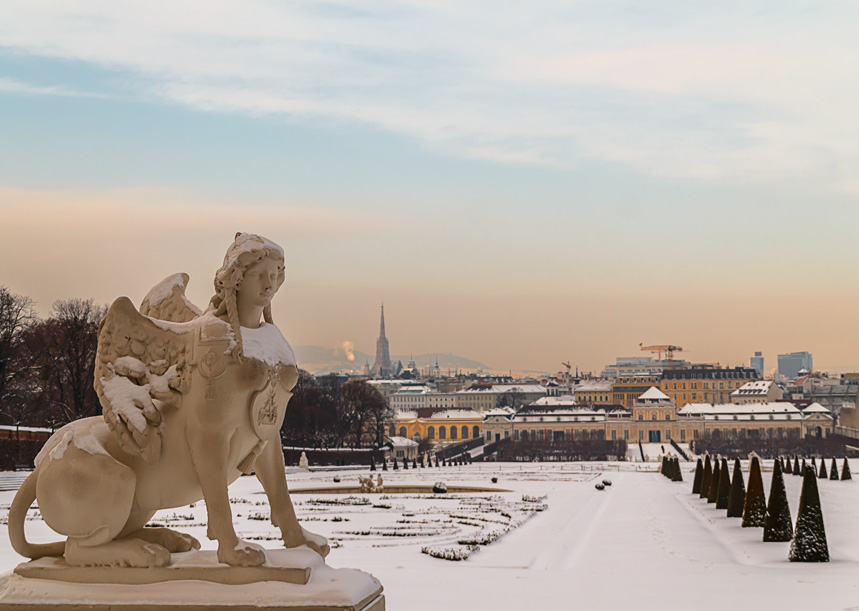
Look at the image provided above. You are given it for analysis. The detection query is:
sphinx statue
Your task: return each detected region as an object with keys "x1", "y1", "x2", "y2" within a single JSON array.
[{"x1": 8, "y1": 233, "x2": 329, "y2": 569}]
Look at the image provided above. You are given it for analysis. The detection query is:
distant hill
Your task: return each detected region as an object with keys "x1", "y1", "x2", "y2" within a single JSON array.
[{"x1": 293, "y1": 345, "x2": 490, "y2": 375}]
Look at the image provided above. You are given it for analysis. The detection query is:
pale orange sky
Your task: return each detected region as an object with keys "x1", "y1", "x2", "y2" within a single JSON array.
[{"x1": 2, "y1": 188, "x2": 857, "y2": 375}]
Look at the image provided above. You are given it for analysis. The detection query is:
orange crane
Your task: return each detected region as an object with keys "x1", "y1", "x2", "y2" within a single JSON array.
[{"x1": 639, "y1": 344, "x2": 684, "y2": 368}]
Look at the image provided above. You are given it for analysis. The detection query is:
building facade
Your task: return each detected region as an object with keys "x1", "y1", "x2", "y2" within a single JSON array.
[
  {"x1": 777, "y1": 351, "x2": 813, "y2": 380},
  {"x1": 660, "y1": 367, "x2": 759, "y2": 407},
  {"x1": 480, "y1": 388, "x2": 833, "y2": 446}
]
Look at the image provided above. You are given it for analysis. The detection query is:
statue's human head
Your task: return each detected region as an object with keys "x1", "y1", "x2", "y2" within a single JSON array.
[{"x1": 210, "y1": 232, "x2": 285, "y2": 360}]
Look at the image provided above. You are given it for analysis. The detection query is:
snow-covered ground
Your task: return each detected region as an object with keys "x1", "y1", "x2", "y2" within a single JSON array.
[{"x1": 2, "y1": 461, "x2": 858, "y2": 610}]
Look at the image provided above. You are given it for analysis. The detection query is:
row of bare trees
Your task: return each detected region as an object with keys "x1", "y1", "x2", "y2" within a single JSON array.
[
  {"x1": 0, "y1": 287, "x2": 105, "y2": 429},
  {"x1": 1, "y1": 285, "x2": 392, "y2": 448},
  {"x1": 283, "y1": 370, "x2": 392, "y2": 449}
]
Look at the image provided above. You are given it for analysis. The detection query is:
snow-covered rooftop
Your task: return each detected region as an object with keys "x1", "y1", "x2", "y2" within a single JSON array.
[
  {"x1": 530, "y1": 396, "x2": 577, "y2": 406},
  {"x1": 457, "y1": 384, "x2": 547, "y2": 394},
  {"x1": 575, "y1": 381, "x2": 611, "y2": 392},
  {"x1": 802, "y1": 402, "x2": 832, "y2": 415},
  {"x1": 731, "y1": 380, "x2": 774, "y2": 396},
  {"x1": 637, "y1": 386, "x2": 670, "y2": 401},
  {"x1": 678, "y1": 402, "x2": 800, "y2": 416},
  {"x1": 426, "y1": 409, "x2": 481, "y2": 420},
  {"x1": 388, "y1": 436, "x2": 418, "y2": 447}
]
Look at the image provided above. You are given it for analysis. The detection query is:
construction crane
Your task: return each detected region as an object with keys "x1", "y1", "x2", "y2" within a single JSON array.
[
  {"x1": 561, "y1": 361, "x2": 571, "y2": 372},
  {"x1": 639, "y1": 344, "x2": 684, "y2": 369}
]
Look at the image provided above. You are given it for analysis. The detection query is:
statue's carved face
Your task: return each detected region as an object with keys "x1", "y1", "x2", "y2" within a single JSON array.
[{"x1": 236, "y1": 257, "x2": 280, "y2": 313}]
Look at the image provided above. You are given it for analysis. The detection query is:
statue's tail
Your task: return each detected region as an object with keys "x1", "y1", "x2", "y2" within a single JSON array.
[{"x1": 8, "y1": 470, "x2": 65, "y2": 559}]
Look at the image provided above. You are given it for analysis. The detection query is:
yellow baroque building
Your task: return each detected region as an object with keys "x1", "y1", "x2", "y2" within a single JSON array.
[{"x1": 390, "y1": 409, "x2": 483, "y2": 444}]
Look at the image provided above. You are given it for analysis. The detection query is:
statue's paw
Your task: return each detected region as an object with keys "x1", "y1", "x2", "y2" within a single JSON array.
[
  {"x1": 66, "y1": 538, "x2": 171, "y2": 568},
  {"x1": 136, "y1": 527, "x2": 200, "y2": 553},
  {"x1": 284, "y1": 527, "x2": 330, "y2": 559},
  {"x1": 218, "y1": 540, "x2": 266, "y2": 567},
  {"x1": 164, "y1": 531, "x2": 201, "y2": 553},
  {"x1": 303, "y1": 529, "x2": 330, "y2": 558}
]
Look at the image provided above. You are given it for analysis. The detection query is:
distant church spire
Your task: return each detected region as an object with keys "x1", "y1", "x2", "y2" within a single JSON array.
[{"x1": 372, "y1": 303, "x2": 392, "y2": 377}]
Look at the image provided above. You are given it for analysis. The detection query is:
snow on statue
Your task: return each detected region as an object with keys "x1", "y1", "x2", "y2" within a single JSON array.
[{"x1": 8, "y1": 233, "x2": 329, "y2": 568}]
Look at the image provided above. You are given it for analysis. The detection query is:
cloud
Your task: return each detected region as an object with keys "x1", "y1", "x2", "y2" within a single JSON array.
[
  {"x1": 0, "y1": 76, "x2": 109, "y2": 99},
  {"x1": 1, "y1": 1, "x2": 858, "y2": 186}
]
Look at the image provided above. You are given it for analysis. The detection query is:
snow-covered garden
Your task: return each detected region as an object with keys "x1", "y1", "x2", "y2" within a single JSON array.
[{"x1": 2, "y1": 460, "x2": 858, "y2": 610}]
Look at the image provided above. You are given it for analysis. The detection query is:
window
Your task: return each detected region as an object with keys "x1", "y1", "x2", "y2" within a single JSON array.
[
  {"x1": 680, "y1": 429, "x2": 686, "y2": 441},
  {"x1": 486, "y1": 431, "x2": 491, "y2": 441},
  {"x1": 473, "y1": 425, "x2": 480, "y2": 438},
  {"x1": 428, "y1": 426, "x2": 435, "y2": 440},
  {"x1": 450, "y1": 426, "x2": 458, "y2": 440},
  {"x1": 514, "y1": 430, "x2": 520, "y2": 441},
  {"x1": 611, "y1": 430, "x2": 617, "y2": 440},
  {"x1": 504, "y1": 430, "x2": 509, "y2": 438},
  {"x1": 666, "y1": 430, "x2": 671, "y2": 440},
  {"x1": 639, "y1": 430, "x2": 644, "y2": 440},
  {"x1": 440, "y1": 426, "x2": 447, "y2": 440},
  {"x1": 399, "y1": 427, "x2": 407, "y2": 437},
  {"x1": 462, "y1": 425, "x2": 469, "y2": 439},
  {"x1": 652, "y1": 414, "x2": 657, "y2": 420},
  {"x1": 624, "y1": 430, "x2": 629, "y2": 440},
  {"x1": 638, "y1": 414, "x2": 643, "y2": 421},
  {"x1": 666, "y1": 414, "x2": 671, "y2": 421}
]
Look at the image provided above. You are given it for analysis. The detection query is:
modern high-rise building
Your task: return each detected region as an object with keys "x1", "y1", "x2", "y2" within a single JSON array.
[
  {"x1": 750, "y1": 351, "x2": 764, "y2": 377},
  {"x1": 777, "y1": 351, "x2": 813, "y2": 380},
  {"x1": 372, "y1": 303, "x2": 392, "y2": 377}
]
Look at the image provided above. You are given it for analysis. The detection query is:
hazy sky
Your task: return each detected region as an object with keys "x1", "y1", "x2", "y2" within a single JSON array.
[{"x1": 1, "y1": 1, "x2": 858, "y2": 374}]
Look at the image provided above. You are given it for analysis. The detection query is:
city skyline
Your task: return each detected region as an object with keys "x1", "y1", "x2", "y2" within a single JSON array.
[{"x1": 2, "y1": 2, "x2": 859, "y2": 373}]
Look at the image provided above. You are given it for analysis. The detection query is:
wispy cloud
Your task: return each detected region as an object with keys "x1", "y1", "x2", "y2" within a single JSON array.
[
  {"x1": 1, "y1": 1, "x2": 858, "y2": 187},
  {"x1": 0, "y1": 76, "x2": 109, "y2": 98}
]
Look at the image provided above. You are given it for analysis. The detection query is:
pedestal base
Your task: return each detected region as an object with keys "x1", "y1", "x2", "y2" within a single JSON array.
[{"x1": 0, "y1": 548, "x2": 384, "y2": 611}]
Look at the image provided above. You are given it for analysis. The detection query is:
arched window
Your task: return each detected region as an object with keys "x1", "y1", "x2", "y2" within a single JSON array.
[
  {"x1": 412, "y1": 432, "x2": 421, "y2": 442},
  {"x1": 440, "y1": 426, "x2": 447, "y2": 440},
  {"x1": 521, "y1": 430, "x2": 529, "y2": 441},
  {"x1": 473, "y1": 425, "x2": 480, "y2": 439},
  {"x1": 428, "y1": 426, "x2": 435, "y2": 440},
  {"x1": 389, "y1": 425, "x2": 396, "y2": 436},
  {"x1": 461, "y1": 425, "x2": 469, "y2": 439},
  {"x1": 451, "y1": 426, "x2": 458, "y2": 440},
  {"x1": 399, "y1": 426, "x2": 407, "y2": 438}
]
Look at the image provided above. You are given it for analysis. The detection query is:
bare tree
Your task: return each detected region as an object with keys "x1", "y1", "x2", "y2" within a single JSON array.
[
  {"x1": 496, "y1": 388, "x2": 527, "y2": 411},
  {"x1": 26, "y1": 298, "x2": 107, "y2": 424},
  {"x1": 0, "y1": 287, "x2": 38, "y2": 426}
]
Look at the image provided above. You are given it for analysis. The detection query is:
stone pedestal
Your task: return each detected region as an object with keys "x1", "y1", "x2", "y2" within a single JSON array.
[{"x1": 0, "y1": 548, "x2": 384, "y2": 611}]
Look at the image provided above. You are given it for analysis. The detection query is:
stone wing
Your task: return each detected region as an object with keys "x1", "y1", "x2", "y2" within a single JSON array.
[
  {"x1": 139, "y1": 272, "x2": 203, "y2": 323},
  {"x1": 94, "y1": 297, "x2": 193, "y2": 464}
]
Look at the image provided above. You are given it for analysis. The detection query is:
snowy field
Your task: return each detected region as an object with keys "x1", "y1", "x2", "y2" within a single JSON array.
[{"x1": 2, "y1": 461, "x2": 859, "y2": 610}]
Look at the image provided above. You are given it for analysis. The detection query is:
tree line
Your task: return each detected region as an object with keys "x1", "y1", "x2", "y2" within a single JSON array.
[
  {"x1": 0, "y1": 286, "x2": 392, "y2": 449},
  {"x1": 0, "y1": 286, "x2": 105, "y2": 428}
]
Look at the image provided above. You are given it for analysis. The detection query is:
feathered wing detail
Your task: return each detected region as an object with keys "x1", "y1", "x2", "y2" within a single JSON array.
[
  {"x1": 95, "y1": 297, "x2": 193, "y2": 464},
  {"x1": 140, "y1": 273, "x2": 202, "y2": 323}
]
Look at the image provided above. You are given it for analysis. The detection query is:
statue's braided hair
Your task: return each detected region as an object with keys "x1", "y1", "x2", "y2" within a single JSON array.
[{"x1": 209, "y1": 233, "x2": 285, "y2": 362}]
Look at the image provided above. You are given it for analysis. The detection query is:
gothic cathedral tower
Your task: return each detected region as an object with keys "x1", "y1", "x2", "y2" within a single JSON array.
[{"x1": 372, "y1": 303, "x2": 392, "y2": 377}]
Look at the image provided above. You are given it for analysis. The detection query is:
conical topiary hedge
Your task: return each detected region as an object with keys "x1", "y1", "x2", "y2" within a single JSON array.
[
  {"x1": 707, "y1": 457, "x2": 721, "y2": 504},
  {"x1": 672, "y1": 457, "x2": 683, "y2": 482},
  {"x1": 842, "y1": 458, "x2": 852, "y2": 481},
  {"x1": 700, "y1": 455, "x2": 713, "y2": 499},
  {"x1": 830, "y1": 458, "x2": 839, "y2": 481},
  {"x1": 789, "y1": 466, "x2": 829, "y2": 562},
  {"x1": 716, "y1": 458, "x2": 731, "y2": 510},
  {"x1": 818, "y1": 459, "x2": 827, "y2": 479},
  {"x1": 742, "y1": 455, "x2": 766, "y2": 527},
  {"x1": 692, "y1": 458, "x2": 704, "y2": 494},
  {"x1": 764, "y1": 456, "x2": 793, "y2": 542},
  {"x1": 793, "y1": 456, "x2": 801, "y2": 476},
  {"x1": 727, "y1": 458, "x2": 746, "y2": 518}
]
